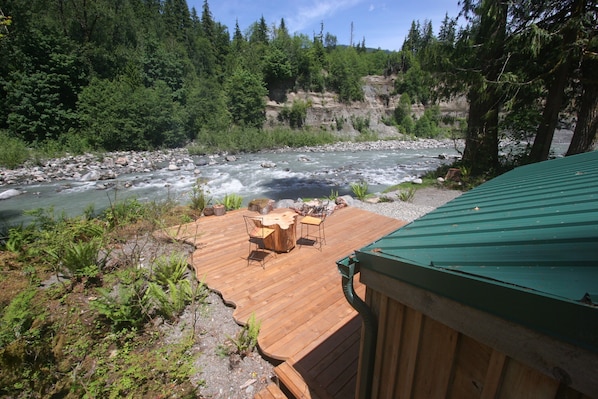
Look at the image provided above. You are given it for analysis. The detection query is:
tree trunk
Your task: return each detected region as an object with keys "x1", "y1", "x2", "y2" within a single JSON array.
[
  {"x1": 528, "y1": 0, "x2": 584, "y2": 162},
  {"x1": 461, "y1": 0, "x2": 507, "y2": 176},
  {"x1": 528, "y1": 60, "x2": 570, "y2": 162},
  {"x1": 463, "y1": 88, "x2": 500, "y2": 175},
  {"x1": 566, "y1": 53, "x2": 598, "y2": 155}
]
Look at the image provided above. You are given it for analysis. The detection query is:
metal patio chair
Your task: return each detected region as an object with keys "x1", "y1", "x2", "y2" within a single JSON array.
[{"x1": 243, "y1": 215, "x2": 275, "y2": 268}]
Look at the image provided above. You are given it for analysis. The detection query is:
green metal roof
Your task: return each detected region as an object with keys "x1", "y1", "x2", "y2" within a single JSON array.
[{"x1": 343, "y1": 151, "x2": 598, "y2": 352}]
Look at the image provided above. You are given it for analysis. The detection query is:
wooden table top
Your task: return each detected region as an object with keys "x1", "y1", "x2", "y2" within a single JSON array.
[{"x1": 260, "y1": 208, "x2": 297, "y2": 230}]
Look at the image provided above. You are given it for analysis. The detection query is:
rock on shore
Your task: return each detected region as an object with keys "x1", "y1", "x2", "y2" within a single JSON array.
[{"x1": 0, "y1": 148, "x2": 196, "y2": 187}]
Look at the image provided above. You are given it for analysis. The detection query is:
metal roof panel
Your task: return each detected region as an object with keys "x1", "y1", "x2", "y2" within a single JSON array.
[{"x1": 348, "y1": 151, "x2": 598, "y2": 352}]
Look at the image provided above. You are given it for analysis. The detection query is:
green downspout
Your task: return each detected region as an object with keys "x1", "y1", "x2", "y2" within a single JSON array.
[{"x1": 338, "y1": 255, "x2": 377, "y2": 399}]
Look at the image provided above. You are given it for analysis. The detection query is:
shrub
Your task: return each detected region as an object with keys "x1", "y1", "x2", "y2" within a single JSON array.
[
  {"x1": 350, "y1": 115, "x2": 370, "y2": 133},
  {"x1": 399, "y1": 115, "x2": 415, "y2": 135},
  {"x1": 0, "y1": 132, "x2": 29, "y2": 169},
  {"x1": 350, "y1": 181, "x2": 369, "y2": 200},
  {"x1": 334, "y1": 116, "x2": 345, "y2": 130},
  {"x1": 222, "y1": 193, "x2": 243, "y2": 210},
  {"x1": 278, "y1": 100, "x2": 311, "y2": 128},
  {"x1": 189, "y1": 179, "x2": 211, "y2": 212},
  {"x1": 398, "y1": 187, "x2": 416, "y2": 202}
]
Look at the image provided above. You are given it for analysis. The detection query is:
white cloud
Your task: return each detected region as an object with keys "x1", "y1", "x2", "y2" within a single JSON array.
[{"x1": 369, "y1": 4, "x2": 375, "y2": 11}]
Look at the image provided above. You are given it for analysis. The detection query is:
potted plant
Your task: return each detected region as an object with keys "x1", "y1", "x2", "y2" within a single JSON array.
[
  {"x1": 213, "y1": 201, "x2": 226, "y2": 216},
  {"x1": 203, "y1": 204, "x2": 215, "y2": 216}
]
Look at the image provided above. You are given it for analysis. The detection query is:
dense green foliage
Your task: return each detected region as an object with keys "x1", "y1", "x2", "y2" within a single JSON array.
[
  {"x1": 1, "y1": 0, "x2": 596, "y2": 175},
  {"x1": 0, "y1": 0, "x2": 396, "y2": 163},
  {"x1": 0, "y1": 198, "x2": 212, "y2": 397}
]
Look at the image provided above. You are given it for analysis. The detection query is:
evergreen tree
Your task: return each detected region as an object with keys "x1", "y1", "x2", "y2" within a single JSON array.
[
  {"x1": 402, "y1": 21, "x2": 421, "y2": 53},
  {"x1": 522, "y1": 0, "x2": 595, "y2": 162},
  {"x1": 225, "y1": 68, "x2": 267, "y2": 129},
  {"x1": 324, "y1": 32, "x2": 337, "y2": 51},
  {"x1": 460, "y1": 0, "x2": 508, "y2": 175},
  {"x1": 163, "y1": 0, "x2": 191, "y2": 40},
  {"x1": 438, "y1": 13, "x2": 456, "y2": 45},
  {"x1": 566, "y1": 31, "x2": 598, "y2": 155},
  {"x1": 249, "y1": 15, "x2": 269, "y2": 44}
]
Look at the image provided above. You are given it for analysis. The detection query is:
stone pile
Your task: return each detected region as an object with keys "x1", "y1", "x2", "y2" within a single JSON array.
[
  {"x1": 0, "y1": 149, "x2": 212, "y2": 187},
  {"x1": 265, "y1": 138, "x2": 464, "y2": 154}
]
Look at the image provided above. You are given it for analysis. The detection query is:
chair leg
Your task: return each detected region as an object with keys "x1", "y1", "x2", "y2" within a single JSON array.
[
  {"x1": 247, "y1": 239, "x2": 273, "y2": 268},
  {"x1": 300, "y1": 222, "x2": 325, "y2": 250}
]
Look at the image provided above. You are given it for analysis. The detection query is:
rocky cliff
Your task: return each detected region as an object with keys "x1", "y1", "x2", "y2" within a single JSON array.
[{"x1": 265, "y1": 75, "x2": 468, "y2": 137}]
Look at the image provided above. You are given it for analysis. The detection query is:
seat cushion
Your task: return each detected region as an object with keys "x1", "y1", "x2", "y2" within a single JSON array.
[
  {"x1": 250, "y1": 226, "x2": 275, "y2": 238},
  {"x1": 301, "y1": 216, "x2": 323, "y2": 226}
]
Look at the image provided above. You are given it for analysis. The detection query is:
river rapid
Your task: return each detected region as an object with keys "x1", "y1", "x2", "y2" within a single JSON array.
[{"x1": 0, "y1": 134, "x2": 572, "y2": 227}]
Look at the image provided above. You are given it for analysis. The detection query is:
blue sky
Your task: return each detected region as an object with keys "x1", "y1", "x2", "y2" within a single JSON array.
[{"x1": 186, "y1": 0, "x2": 462, "y2": 51}]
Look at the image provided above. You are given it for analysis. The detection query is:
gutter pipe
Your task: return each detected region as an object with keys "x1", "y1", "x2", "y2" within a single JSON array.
[{"x1": 338, "y1": 255, "x2": 377, "y2": 399}]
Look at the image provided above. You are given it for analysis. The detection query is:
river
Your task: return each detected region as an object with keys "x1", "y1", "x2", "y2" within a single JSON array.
[{"x1": 0, "y1": 134, "x2": 573, "y2": 227}]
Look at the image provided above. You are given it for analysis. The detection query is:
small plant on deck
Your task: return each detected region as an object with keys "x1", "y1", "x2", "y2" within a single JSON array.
[{"x1": 326, "y1": 188, "x2": 339, "y2": 201}]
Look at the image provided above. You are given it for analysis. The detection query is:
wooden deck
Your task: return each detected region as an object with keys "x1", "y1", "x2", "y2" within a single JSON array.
[{"x1": 162, "y1": 206, "x2": 406, "y2": 399}]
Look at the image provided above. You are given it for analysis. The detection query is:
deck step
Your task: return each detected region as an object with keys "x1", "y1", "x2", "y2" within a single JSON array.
[
  {"x1": 254, "y1": 382, "x2": 288, "y2": 399},
  {"x1": 274, "y1": 362, "x2": 322, "y2": 399}
]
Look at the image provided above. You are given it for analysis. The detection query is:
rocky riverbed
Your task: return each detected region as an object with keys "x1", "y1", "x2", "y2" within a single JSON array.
[{"x1": 0, "y1": 138, "x2": 462, "y2": 197}]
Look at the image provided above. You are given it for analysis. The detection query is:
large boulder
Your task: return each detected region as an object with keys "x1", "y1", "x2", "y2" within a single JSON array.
[
  {"x1": 0, "y1": 189, "x2": 22, "y2": 200},
  {"x1": 81, "y1": 170, "x2": 101, "y2": 181}
]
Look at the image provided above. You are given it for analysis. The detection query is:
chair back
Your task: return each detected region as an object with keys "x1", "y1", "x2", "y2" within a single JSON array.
[
  {"x1": 244, "y1": 215, "x2": 274, "y2": 238},
  {"x1": 306, "y1": 202, "x2": 329, "y2": 221}
]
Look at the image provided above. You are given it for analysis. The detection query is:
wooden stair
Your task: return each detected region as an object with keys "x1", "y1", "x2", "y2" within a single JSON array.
[
  {"x1": 274, "y1": 362, "x2": 320, "y2": 399},
  {"x1": 254, "y1": 382, "x2": 288, "y2": 399}
]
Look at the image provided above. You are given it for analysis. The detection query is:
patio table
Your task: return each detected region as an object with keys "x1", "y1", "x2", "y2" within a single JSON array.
[{"x1": 260, "y1": 208, "x2": 298, "y2": 252}]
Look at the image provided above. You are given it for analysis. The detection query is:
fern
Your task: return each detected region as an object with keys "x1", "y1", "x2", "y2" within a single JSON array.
[
  {"x1": 91, "y1": 284, "x2": 147, "y2": 331},
  {"x1": 61, "y1": 239, "x2": 102, "y2": 276},
  {"x1": 146, "y1": 280, "x2": 192, "y2": 320},
  {"x1": 219, "y1": 312, "x2": 262, "y2": 358},
  {"x1": 0, "y1": 288, "x2": 38, "y2": 346},
  {"x1": 151, "y1": 253, "x2": 188, "y2": 287}
]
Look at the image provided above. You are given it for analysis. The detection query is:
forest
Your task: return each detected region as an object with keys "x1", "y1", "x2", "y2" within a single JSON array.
[{"x1": 0, "y1": 0, "x2": 597, "y2": 179}]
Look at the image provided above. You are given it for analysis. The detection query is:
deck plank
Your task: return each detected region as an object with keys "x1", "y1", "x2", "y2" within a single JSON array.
[{"x1": 162, "y1": 206, "x2": 405, "y2": 399}]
